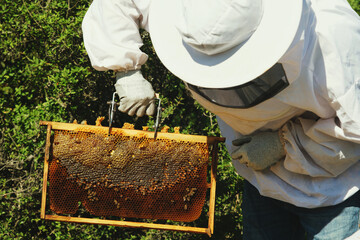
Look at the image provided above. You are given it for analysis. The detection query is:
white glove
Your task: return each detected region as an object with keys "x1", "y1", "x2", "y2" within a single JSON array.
[{"x1": 115, "y1": 70, "x2": 156, "y2": 117}]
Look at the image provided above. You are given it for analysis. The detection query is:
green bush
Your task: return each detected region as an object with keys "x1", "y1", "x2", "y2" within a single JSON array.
[
  {"x1": 349, "y1": 0, "x2": 360, "y2": 14},
  {"x1": 0, "y1": 1, "x2": 242, "y2": 239},
  {"x1": 1, "y1": 0, "x2": 358, "y2": 239}
]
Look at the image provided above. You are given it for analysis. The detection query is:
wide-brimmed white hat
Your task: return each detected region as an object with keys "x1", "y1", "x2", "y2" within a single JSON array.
[{"x1": 149, "y1": 0, "x2": 303, "y2": 88}]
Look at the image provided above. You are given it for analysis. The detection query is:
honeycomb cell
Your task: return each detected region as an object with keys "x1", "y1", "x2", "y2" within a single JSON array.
[{"x1": 49, "y1": 127, "x2": 210, "y2": 222}]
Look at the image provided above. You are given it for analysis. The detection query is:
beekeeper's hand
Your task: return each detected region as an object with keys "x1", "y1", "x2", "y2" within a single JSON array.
[
  {"x1": 115, "y1": 70, "x2": 156, "y2": 117},
  {"x1": 231, "y1": 131, "x2": 285, "y2": 170}
]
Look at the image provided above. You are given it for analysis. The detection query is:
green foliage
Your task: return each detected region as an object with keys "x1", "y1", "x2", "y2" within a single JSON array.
[
  {"x1": 1, "y1": 0, "x2": 359, "y2": 239},
  {"x1": 0, "y1": 0, "x2": 243, "y2": 239},
  {"x1": 349, "y1": 0, "x2": 360, "y2": 14}
]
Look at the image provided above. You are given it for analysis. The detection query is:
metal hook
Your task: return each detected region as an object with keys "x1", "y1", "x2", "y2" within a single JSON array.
[
  {"x1": 153, "y1": 95, "x2": 162, "y2": 139},
  {"x1": 108, "y1": 92, "x2": 120, "y2": 135}
]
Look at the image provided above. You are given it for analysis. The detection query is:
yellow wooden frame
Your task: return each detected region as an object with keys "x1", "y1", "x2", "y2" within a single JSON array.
[{"x1": 39, "y1": 121, "x2": 225, "y2": 237}]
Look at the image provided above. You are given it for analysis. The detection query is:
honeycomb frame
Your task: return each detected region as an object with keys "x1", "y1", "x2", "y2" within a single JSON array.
[{"x1": 39, "y1": 121, "x2": 225, "y2": 237}]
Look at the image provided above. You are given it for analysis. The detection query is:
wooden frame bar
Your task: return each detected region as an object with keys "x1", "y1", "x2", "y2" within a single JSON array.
[
  {"x1": 39, "y1": 121, "x2": 225, "y2": 144},
  {"x1": 40, "y1": 124, "x2": 52, "y2": 219},
  {"x1": 208, "y1": 143, "x2": 219, "y2": 235},
  {"x1": 44, "y1": 215, "x2": 210, "y2": 236},
  {"x1": 39, "y1": 121, "x2": 224, "y2": 237}
]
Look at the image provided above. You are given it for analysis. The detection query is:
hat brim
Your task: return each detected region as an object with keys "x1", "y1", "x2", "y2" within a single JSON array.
[{"x1": 149, "y1": 0, "x2": 303, "y2": 88}]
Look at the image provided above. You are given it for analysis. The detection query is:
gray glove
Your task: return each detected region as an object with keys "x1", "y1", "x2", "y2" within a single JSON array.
[
  {"x1": 231, "y1": 131, "x2": 286, "y2": 171},
  {"x1": 115, "y1": 70, "x2": 156, "y2": 117}
]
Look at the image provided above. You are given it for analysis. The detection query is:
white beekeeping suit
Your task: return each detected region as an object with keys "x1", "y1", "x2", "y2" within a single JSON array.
[{"x1": 82, "y1": 0, "x2": 360, "y2": 209}]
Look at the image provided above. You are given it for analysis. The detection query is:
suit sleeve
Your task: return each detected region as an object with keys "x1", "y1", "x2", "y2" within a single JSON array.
[{"x1": 82, "y1": 0, "x2": 149, "y2": 71}]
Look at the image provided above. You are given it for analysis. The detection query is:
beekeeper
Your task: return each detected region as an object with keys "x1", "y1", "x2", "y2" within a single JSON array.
[{"x1": 82, "y1": 0, "x2": 360, "y2": 238}]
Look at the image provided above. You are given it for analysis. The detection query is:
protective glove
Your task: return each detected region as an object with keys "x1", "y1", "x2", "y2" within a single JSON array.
[
  {"x1": 231, "y1": 131, "x2": 286, "y2": 171},
  {"x1": 115, "y1": 70, "x2": 156, "y2": 117}
]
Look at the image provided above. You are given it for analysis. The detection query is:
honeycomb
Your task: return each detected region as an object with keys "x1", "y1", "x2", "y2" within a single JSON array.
[{"x1": 48, "y1": 126, "x2": 210, "y2": 222}]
